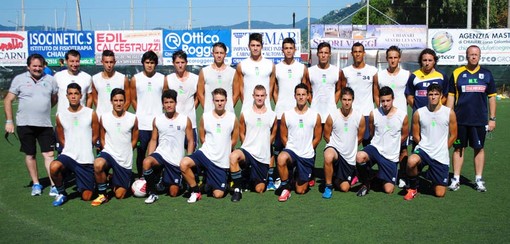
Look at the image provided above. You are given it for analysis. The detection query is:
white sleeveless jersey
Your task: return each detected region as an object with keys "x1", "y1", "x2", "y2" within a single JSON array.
[
  {"x1": 377, "y1": 69, "x2": 410, "y2": 113},
  {"x1": 134, "y1": 72, "x2": 165, "y2": 130},
  {"x1": 370, "y1": 107, "x2": 407, "y2": 162},
  {"x1": 199, "y1": 111, "x2": 236, "y2": 169},
  {"x1": 415, "y1": 106, "x2": 451, "y2": 165},
  {"x1": 241, "y1": 107, "x2": 276, "y2": 164},
  {"x1": 54, "y1": 70, "x2": 92, "y2": 115},
  {"x1": 202, "y1": 65, "x2": 236, "y2": 113},
  {"x1": 153, "y1": 113, "x2": 189, "y2": 167},
  {"x1": 342, "y1": 64, "x2": 378, "y2": 116},
  {"x1": 92, "y1": 71, "x2": 126, "y2": 118},
  {"x1": 275, "y1": 61, "x2": 305, "y2": 119},
  {"x1": 167, "y1": 73, "x2": 199, "y2": 128},
  {"x1": 240, "y1": 57, "x2": 273, "y2": 112},
  {"x1": 326, "y1": 109, "x2": 363, "y2": 165},
  {"x1": 58, "y1": 107, "x2": 94, "y2": 164},
  {"x1": 101, "y1": 111, "x2": 136, "y2": 169},
  {"x1": 309, "y1": 64, "x2": 339, "y2": 123},
  {"x1": 283, "y1": 108, "x2": 319, "y2": 158}
]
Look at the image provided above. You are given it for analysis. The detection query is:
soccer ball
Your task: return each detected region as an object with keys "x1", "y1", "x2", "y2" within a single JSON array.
[{"x1": 131, "y1": 179, "x2": 147, "y2": 197}]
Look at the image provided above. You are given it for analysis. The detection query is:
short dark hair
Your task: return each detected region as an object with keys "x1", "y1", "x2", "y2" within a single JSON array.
[
  {"x1": 172, "y1": 50, "x2": 188, "y2": 63},
  {"x1": 110, "y1": 88, "x2": 125, "y2": 101},
  {"x1": 213, "y1": 42, "x2": 227, "y2": 52},
  {"x1": 427, "y1": 83, "x2": 443, "y2": 94},
  {"x1": 162, "y1": 89, "x2": 178, "y2": 103},
  {"x1": 341, "y1": 87, "x2": 355, "y2": 100},
  {"x1": 65, "y1": 50, "x2": 81, "y2": 60},
  {"x1": 102, "y1": 50, "x2": 115, "y2": 58},
  {"x1": 352, "y1": 42, "x2": 365, "y2": 52},
  {"x1": 253, "y1": 84, "x2": 266, "y2": 93},
  {"x1": 26, "y1": 53, "x2": 45, "y2": 66},
  {"x1": 294, "y1": 83, "x2": 309, "y2": 94},
  {"x1": 141, "y1": 50, "x2": 158, "y2": 65},
  {"x1": 317, "y1": 42, "x2": 331, "y2": 52},
  {"x1": 386, "y1": 45, "x2": 401, "y2": 58},
  {"x1": 379, "y1": 86, "x2": 394, "y2": 98},
  {"x1": 282, "y1": 37, "x2": 295, "y2": 48},
  {"x1": 67, "y1": 83, "x2": 82, "y2": 94},
  {"x1": 249, "y1": 33, "x2": 263, "y2": 46},
  {"x1": 212, "y1": 88, "x2": 227, "y2": 98},
  {"x1": 418, "y1": 48, "x2": 438, "y2": 66}
]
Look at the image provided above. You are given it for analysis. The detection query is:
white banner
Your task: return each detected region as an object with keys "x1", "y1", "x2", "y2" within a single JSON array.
[
  {"x1": 428, "y1": 29, "x2": 510, "y2": 65},
  {"x1": 94, "y1": 30, "x2": 162, "y2": 65},
  {"x1": 230, "y1": 29, "x2": 301, "y2": 64},
  {"x1": 0, "y1": 32, "x2": 28, "y2": 66}
]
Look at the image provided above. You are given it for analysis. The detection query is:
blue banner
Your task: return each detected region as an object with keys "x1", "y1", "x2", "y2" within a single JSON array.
[
  {"x1": 27, "y1": 31, "x2": 95, "y2": 66},
  {"x1": 162, "y1": 29, "x2": 231, "y2": 65}
]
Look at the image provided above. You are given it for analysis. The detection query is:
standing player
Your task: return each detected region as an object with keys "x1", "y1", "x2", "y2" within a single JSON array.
[
  {"x1": 355, "y1": 86, "x2": 409, "y2": 197},
  {"x1": 142, "y1": 89, "x2": 194, "y2": 204},
  {"x1": 197, "y1": 42, "x2": 238, "y2": 113},
  {"x1": 377, "y1": 46, "x2": 411, "y2": 188},
  {"x1": 340, "y1": 42, "x2": 379, "y2": 146},
  {"x1": 54, "y1": 49, "x2": 93, "y2": 115},
  {"x1": 272, "y1": 37, "x2": 309, "y2": 190},
  {"x1": 404, "y1": 84, "x2": 457, "y2": 200},
  {"x1": 236, "y1": 32, "x2": 276, "y2": 112},
  {"x1": 167, "y1": 50, "x2": 198, "y2": 150},
  {"x1": 229, "y1": 85, "x2": 277, "y2": 202},
  {"x1": 447, "y1": 45, "x2": 496, "y2": 192},
  {"x1": 180, "y1": 88, "x2": 239, "y2": 203},
  {"x1": 322, "y1": 87, "x2": 365, "y2": 199},
  {"x1": 91, "y1": 88, "x2": 138, "y2": 206},
  {"x1": 91, "y1": 50, "x2": 130, "y2": 118},
  {"x1": 49, "y1": 83, "x2": 99, "y2": 206},
  {"x1": 4, "y1": 54, "x2": 58, "y2": 196},
  {"x1": 275, "y1": 83, "x2": 322, "y2": 202},
  {"x1": 130, "y1": 50, "x2": 168, "y2": 177}
]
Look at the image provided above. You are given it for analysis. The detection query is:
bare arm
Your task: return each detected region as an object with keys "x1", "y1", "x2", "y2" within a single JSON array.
[
  {"x1": 238, "y1": 114, "x2": 246, "y2": 143},
  {"x1": 323, "y1": 115, "x2": 333, "y2": 143},
  {"x1": 199, "y1": 117, "x2": 205, "y2": 145},
  {"x1": 273, "y1": 76, "x2": 279, "y2": 103},
  {"x1": 91, "y1": 82, "x2": 98, "y2": 109},
  {"x1": 369, "y1": 111, "x2": 375, "y2": 138},
  {"x1": 446, "y1": 94, "x2": 455, "y2": 109},
  {"x1": 280, "y1": 114, "x2": 288, "y2": 147},
  {"x1": 130, "y1": 76, "x2": 138, "y2": 111},
  {"x1": 163, "y1": 76, "x2": 169, "y2": 91},
  {"x1": 197, "y1": 70, "x2": 206, "y2": 109},
  {"x1": 4, "y1": 92, "x2": 16, "y2": 133},
  {"x1": 56, "y1": 115, "x2": 65, "y2": 147},
  {"x1": 335, "y1": 71, "x2": 342, "y2": 104},
  {"x1": 235, "y1": 64, "x2": 244, "y2": 104},
  {"x1": 147, "y1": 119, "x2": 158, "y2": 155},
  {"x1": 99, "y1": 117, "x2": 106, "y2": 149},
  {"x1": 339, "y1": 70, "x2": 346, "y2": 90},
  {"x1": 269, "y1": 117, "x2": 277, "y2": 144},
  {"x1": 312, "y1": 114, "x2": 322, "y2": 149},
  {"x1": 91, "y1": 111, "x2": 100, "y2": 144},
  {"x1": 231, "y1": 118, "x2": 240, "y2": 151},
  {"x1": 269, "y1": 64, "x2": 276, "y2": 104},
  {"x1": 488, "y1": 96, "x2": 496, "y2": 131},
  {"x1": 123, "y1": 76, "x2": 131, "y2": 110},
  {"x1": 131, "y1": 118, "x2": 139, "y2": 149},
  {"x1": 401, "y1": 114, "x2": 409, "y2": 145},
  {"x1": 406, "y1": 95, "x2": 415, "y2": 109},
  {"x1": 412, "y1": 111, "x2": 420, "y2": 144},
  {"x1": 448, "y1": 109, "x2": 458, "y2": 148},
  {"x1": 185, "y1": 118, "x2": 195, "y2": 154},
  {"x1": 357, "y1": 115, "x2": 366, "y2": 145},
  {"x1": 373, "y1": 74, "x2": 380, "y2": 107}
]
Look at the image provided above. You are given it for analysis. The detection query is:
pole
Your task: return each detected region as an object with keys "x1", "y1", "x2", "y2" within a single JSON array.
[
  {"x1": 293, "y1": 12, "x2": 295, "y2": 28},
  {"x1": 188, "y1": 0, "x2": 192, "y2": 30},
  {"x1": 76, "y1": 0, "x2": 82, "y2": 31},
  {"x1": 467, "y1": 0, "x2": 472, "y2": 29},
  {"x1": 426, "y1": 0, "x2": 429, "y2": 27},
  {"x1": 248, "y1": 0, "x2": 251, "y2": 29},
  {"x1": 130, "y1": 0, "x2": 134, "y2": 30},
  {"x1": 21, "y1": 0, "x2": 25, "y2": 31},
  {"x1": 367, "y1": 0, "x2": 369, "y2": 25},
  {"x1": 307, "y1": 0, "x2": 310, "y2": 63}
]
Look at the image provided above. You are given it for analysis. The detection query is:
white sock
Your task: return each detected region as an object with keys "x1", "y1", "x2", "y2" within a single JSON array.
[
  {"x1": 475, "y1": 175, "x2": 483, "y2": 181},
  {"x1": 453, "y1": 175, "x2": 460, "y2": 182}
]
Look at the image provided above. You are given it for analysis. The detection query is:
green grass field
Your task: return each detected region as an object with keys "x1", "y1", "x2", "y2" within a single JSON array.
[{"x1": 1, "y1": 100, "x2": 509, "y2": 243}]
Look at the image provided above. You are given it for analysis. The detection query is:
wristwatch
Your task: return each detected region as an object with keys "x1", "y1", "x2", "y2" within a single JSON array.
[{"x1": 489, "y1": 117, "x2": 496, "y2": 121}]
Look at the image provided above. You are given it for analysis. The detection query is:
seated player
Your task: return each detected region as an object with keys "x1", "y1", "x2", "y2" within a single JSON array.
[{"x1": 91, "y1": 88, "x2": 138, "y2": 206}]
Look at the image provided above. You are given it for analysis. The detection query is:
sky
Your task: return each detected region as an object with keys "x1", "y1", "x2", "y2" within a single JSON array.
[{"x1": 1, "y1": 0, "x2": 359, "y2": 30}]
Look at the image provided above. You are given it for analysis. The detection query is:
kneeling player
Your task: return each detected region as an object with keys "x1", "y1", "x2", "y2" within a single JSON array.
[
  {"x1": 229, "y1": 85, "x2": 277, "y2": 202},
  {"x1": 92, "y1": 88, "x2": 138, "y2": 206},
  {"x1": 356, "y1": 86, "x2": 408, "y2": 196},
  {"x1": 180, "y1": 88, "x2": 239, "y2": 203},
  {"x1": 142, "y1": 89, "x2": 194, "y2": 204},
  {"x1": 322, "y1": 87, "x2": 365, "y2": 198},
  {"x1": 50, "y1": 83, "x2": 99, "y2": 206},
  {"x1": 275, "y1": 83, "x2": 322, "y2": 202},
  {"x1": 404, "y1": 84, "x2": 457, "y2": 200}
]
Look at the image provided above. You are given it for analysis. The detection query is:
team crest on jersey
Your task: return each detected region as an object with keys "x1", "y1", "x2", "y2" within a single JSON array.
[
  {"x1": 479, "y1": 73, "x2": 484, "y2": 79},
  {"x1": 177, "y1": 126, "x2": 181, "y2": 130},
  {"x1": 462, "y1": 74, "x2": 467, "y2": 78}
]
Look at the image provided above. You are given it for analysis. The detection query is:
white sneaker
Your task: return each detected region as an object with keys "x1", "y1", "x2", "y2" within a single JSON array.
[
  {"x1": 49, "y1": 186, "x2": 59, "y2": 197},
  {"x1": 187, "y1": 192, "x2": 202, "y2": 203},
  {"x1": 475, "y1": 180, "x2": 487, "y2": 192},
  {"x1": 449, "y1": 180, "x2": 460, "y2": 191},
  {"x1": 144, "y1": 194, "x2": 159, "y2": 204}
]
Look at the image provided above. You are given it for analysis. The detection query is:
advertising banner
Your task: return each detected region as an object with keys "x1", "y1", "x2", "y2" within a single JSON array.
[
  {"x1": 0, "y1": 32, "x2": 28, "y2": 66},
  {"x1": 162, "y1": 29, "x2": 231, "y2": 65},
  {"x1": 94, "y1": 30, "x2": 162, "y2": 65},
  {"x1": 28, "y1": 31, "x2": 95, "y2": 66},
  {"x1": 428, "y1": 29, "x2": 510, "y2": 65},
  {"x1": 230, "y1": 29, "x2": 301, "y2": 64},
  {"x1": 310, "y1": 25, "x2": 427, "y2": 50}
]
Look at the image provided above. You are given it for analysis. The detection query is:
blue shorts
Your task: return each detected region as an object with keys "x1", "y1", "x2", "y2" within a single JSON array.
[
  {"x1": 363, "y1": 116, "x2": 371, "y2": 141},
  {"x1": 362, "y1": 145, "x2": 398, "y2": 185},
  {"x1": 413, "y1": 148, "x2": 449, "y2": 186},
  {"x1": 56, "y1": 154, "x2": 95, "y2": 191},
  {"x1": 325, "y1": 146, "x2": 355, "y2": 183},
  {"x1": 240, "y1": 148, "x2": 269, "y2": 184},
  {"x1": 188, "y1": 150, "x2": 227, "y2": 191},
  {"x1": 97, "y1": 152, "x2": 132, "y2": 190},
  {"x1": 184, "y1": 128, "x2": 198, "y2": 152},
  {"x1": 150, "y1": 153, "x2": 182, "y2": 186},
  {"x1": 273, "y1": 120, "x2": 284, "y2": 155},
  {"x1": 282, "y1": 149, "x2": 314, "y2": 184},
  {"x1": 136, "y1": 130, "x2": 152, "y2": 157},
  {"x1": 454, "y1": 125, "x2": 486, "y2": 150}
]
